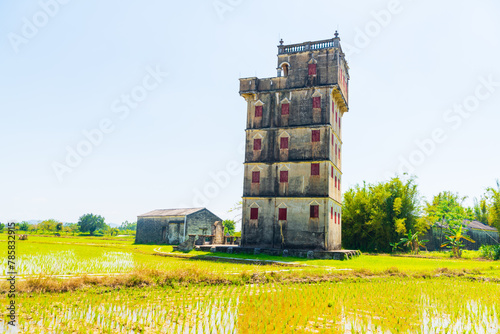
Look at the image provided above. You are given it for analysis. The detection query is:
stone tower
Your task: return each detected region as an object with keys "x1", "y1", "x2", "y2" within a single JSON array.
[{"x1": 239, "y1": 33, "x2": 349, "y2": 250}]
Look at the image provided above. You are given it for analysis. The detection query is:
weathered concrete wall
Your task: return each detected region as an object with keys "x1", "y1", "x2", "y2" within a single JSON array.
[
  {"x1": 244, "y1": 161, "x2": 338, "y2": 198},
  {"x1": 424, "y1": 227, "x2": 500, "y2": 251},
  {"x1": 241, "y1": 197, "x2": 341, "y2": 250},
  {"x1": 136, "y1": 217, "x2": 185, "y2": 244},
  {"x1": 186, "y1": 209, "x2": 221, "y2": 236},
  {"x1": 136, "y1": 209, "x2": 221, "y2": 245}
]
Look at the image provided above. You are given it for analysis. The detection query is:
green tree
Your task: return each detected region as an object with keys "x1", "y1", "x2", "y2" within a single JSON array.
[
  {"x1": 487, "y1": 180, "x2": 500, "y2": 230},
  {"x1": 223, "y1": 220, "x2": 236, "y2": 235},
  {"x1": 441, "y1": 224, "x2": 475, "y2": 258},
  {"x1": 77, "y1": 214, "x2": 106, "y2": 236},
  {"x1": 342, "y1": 176, "x2": 421, "y2": 252},
  {"x1": 55, "y1": 222, "x2": 63, "y2": 231},
  {"x1": 119, "y1": 221, "x2": 137, "y2": 231},
  {"x1": 39, "y1": 219, "x2": 60, "y2": 232},
  {"x1": 19, "y1": 221, "x2": 30, "y2": 231},
  {"x1": 398, "y1": 229, "x2": 428, "y2": 254},
  {"x1": 0, "y1": 223, "x2": 4, "y2": 232},
  {"x1": 421, "y1": 191, "x2": 473, "y2": 228},
  {"x1": 473, "y1": 198, "x2": 489, "y2": 224}
]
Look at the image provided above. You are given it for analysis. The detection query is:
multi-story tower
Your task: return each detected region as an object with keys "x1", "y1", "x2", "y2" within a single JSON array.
[{"x1": 239, "y1": 33, "x2": 349, "y2": 251}]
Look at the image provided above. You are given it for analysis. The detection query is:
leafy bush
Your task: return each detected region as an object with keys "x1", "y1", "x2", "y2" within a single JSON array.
[{"x1": 479, "y1": 245, "x2": 500, "y2": 260}]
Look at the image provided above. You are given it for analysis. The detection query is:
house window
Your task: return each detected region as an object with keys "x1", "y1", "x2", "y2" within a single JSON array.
[
  {"x1": 280, "y1": 137, "x2": 289, "y2": 149},
  {"x1": 311, "y1": 163, "x2": 320, "y2": 176},
  {"x1": 252, "y1": 171, "x2": 260, "y2": 184},
  {"x1": 335, "y1": 111, "x2": 338, "y2": 124},
  {"x1": 250, "y1": 208, "x2": 259, "y2": 220},
  {"x1": 335, "y1": 176, "x2": 338, "y2": 188},
  {"x1": 308, "y1": 64, "x2": 317, "y2": 75},
  {"x1": 313, "y1": 96, "x2": 321, "y2": 109},
  {"x1": 331, "y1": 134, "x2": 334, "y2": 145},
  {"x1": 255, "y1": 105, "x2": 263, "y2": 117},
  {"x1": 331, "y1": 207, "x2": 333, "y2": 219},
  {"x1": 281, "y1": 103, "x2": 290, "y2": 115},
  {"x1": 253, "y1": 138, "x2": 262, "y2": 151},
  {"x1": 280, "y1": 170, "x2": 288, "y2": 183},
  {"x1": 312, "y1": 130, "x2": 320, "y2": 142},
  {"x1": 335, "y1": 212, "x2": 337, "y2": 224},
  {"x1": 331, "y1": 166, "x2": 334, "y2": 178},
  {"x1": 279, "y1": 208, "x2": 287, "y2": 221},
  {"x1": 310, "y1": 205, "x2": 319, "y2": 218}
]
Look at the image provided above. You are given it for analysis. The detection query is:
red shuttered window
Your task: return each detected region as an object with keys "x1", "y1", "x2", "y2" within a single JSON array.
[
  {"x1": 255, "y1": 105, "x2": 263, "y2": 117},
  {"x1": 335, "y1": 176, "x2": 338, "y2": 189},
  {"x1": 312, "y1": 130, "x2": 320, "y2": 142},
  {"x1": 331, "y1": 207, "x2": 333, "y2": 219},
  {"x1": 331, "y1": 166, "x2": 334, "y2": 178},
  {"x1": 281, "y1": 103, "x2": 289, "y2": 115},
  {"x1": 308, "y1": 64, "x2": 317, "y2": 75},
  {"x1": 313, "y1": 96, "x2": 321, "y2": 109},
  {"x1": 280, "y1": 170, "x2": 288, "y2": 183},
  {"x1": 252, "y1": 171, "x2": 260, "y2": 184},
  {"x1": 311, "y1": 163, "x2": 320, "y2": 176},
  {"x1": 250, "y1": 208, "x2": 259, "y2": 220},
  {"x1": 310, "y1": 205, "x2": 319, "y2": 218},
  {"x1": 335, "y1": 212, "x2": 337, "y2": 224},
  {"x1": 253, "y1": 138, "x2": 262, "y2": 151},
  {"x1": 280, "y1": 137, "x2": 289, "y2": 149},
  {"x1": 279, "y1": 208, "x2": 287, "y2": 221}
]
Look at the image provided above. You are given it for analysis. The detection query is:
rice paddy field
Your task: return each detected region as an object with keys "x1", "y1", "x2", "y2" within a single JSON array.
[{"x1": 1, "y1": 234, "x2": 500, "y2": 333}]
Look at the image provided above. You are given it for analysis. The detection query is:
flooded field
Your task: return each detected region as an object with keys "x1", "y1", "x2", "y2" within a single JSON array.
[{"x1": 6, "y1": 279, "x2": 499, "y2": 333}]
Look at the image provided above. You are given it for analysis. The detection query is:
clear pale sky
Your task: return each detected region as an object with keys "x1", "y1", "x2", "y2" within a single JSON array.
[{"x1": 1, "y1": 0, "x2": 499, "y2": 226}]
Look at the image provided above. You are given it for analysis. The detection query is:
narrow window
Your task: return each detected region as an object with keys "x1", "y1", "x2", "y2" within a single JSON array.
[
  {"x1": 280, "y1": 137, "x2": 289, "y2": 149},
  {"x1": 281, "y1": 103, "x2": 289, "y2": 115},
  {"x1": 331, "y1": 207, "x2": 333, "y2": 219},
  {"x1": 255, "y1": 105, "x2": 263, "y2": 117},
  {"x1": 280, "y1": 170, "x2": 288, "y2": 183},
  {"x1": 308, "y1": 64, "x2": 317, "y2": 75},
  {"x1": 310, "y1": 205, "x2": 319, "y2": 218},
  {"x1": 331, "y1": 166, "x2": 334, "y2": 178},
  {"x1": 253, "y1": 138, "x2": 262, "y2": 151},
  {"x1": 250, "y1": 208, "x2": 259, "y2": 220},
  {"x1": 252, "y1": 171, "x2": 260, "y2": 184},
  {"x1": 311, "y1": 163, "x2": 320, "y2": 176},
  {"x1": 312, "y1": 130, "x2": 320, "y2": 142},
  {"x1": 279, "y1": 208, "x2": 287, "y2": 221},
  {"x1": 335, "y1": 212, "x2": 337, "y2": 224},
  {"x1": 313, "y1": 96, "x2": 321, "y2": 109},
  {"x1": 335, "y1": 111, "x2": 338, "y2": 124}
]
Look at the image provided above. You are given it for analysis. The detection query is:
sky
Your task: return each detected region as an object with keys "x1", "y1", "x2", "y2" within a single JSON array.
[{"x1": 1, "y1": 0, "x2": 499, "y2": 226}]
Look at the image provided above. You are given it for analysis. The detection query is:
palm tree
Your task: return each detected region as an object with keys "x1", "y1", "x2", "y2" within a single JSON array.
[
  {"x1": 398, "y1": 229, "x2": 428, "y2": 254},
  {"x1": 441, "y1": 224, "x2": 475, "y2": 258}
]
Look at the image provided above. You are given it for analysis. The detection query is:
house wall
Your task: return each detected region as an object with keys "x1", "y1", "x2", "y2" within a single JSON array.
[
  {"x1": 186, "y1": 209, "x2": 222, "y2": 236},
  {"x1": 241, "y1": 197, "x2": 341, "y2": 250},
  {"x1": 135, "y1": 216, "x2": 185, "y2": 244},
  {"x1": 424, "y1": 227, "x2": 500, "y2": 251}
]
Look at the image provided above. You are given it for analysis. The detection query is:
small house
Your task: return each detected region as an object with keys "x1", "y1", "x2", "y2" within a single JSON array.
[{"x1": 136, "y1": 208, "x2": 221, "y2": 244}]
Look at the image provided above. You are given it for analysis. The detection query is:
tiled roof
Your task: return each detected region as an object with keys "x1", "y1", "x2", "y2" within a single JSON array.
[
  {"x1": 138, "y1": 208, "x2": 205, "y2": 217},
  {"x1": 434, "y1": 220, "x2": 498, "y2": 232}
]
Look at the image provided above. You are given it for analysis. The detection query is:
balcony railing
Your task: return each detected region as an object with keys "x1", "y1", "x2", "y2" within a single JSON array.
[{"x1": 278, "y1": 39, "x2": 336, "y2": 54}]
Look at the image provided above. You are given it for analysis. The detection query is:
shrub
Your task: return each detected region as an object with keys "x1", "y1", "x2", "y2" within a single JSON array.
[{"x1": 479, "y1": 245, "x2": 500, "y2": 260}]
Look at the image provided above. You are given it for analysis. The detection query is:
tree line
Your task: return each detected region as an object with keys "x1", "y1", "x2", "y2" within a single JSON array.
[
  {"x1": 342, "y1": 177, "x2": 500, "y2": 253},
  {"x1": 3, "y1": 214, "x2": 138, "y2": 236}
]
